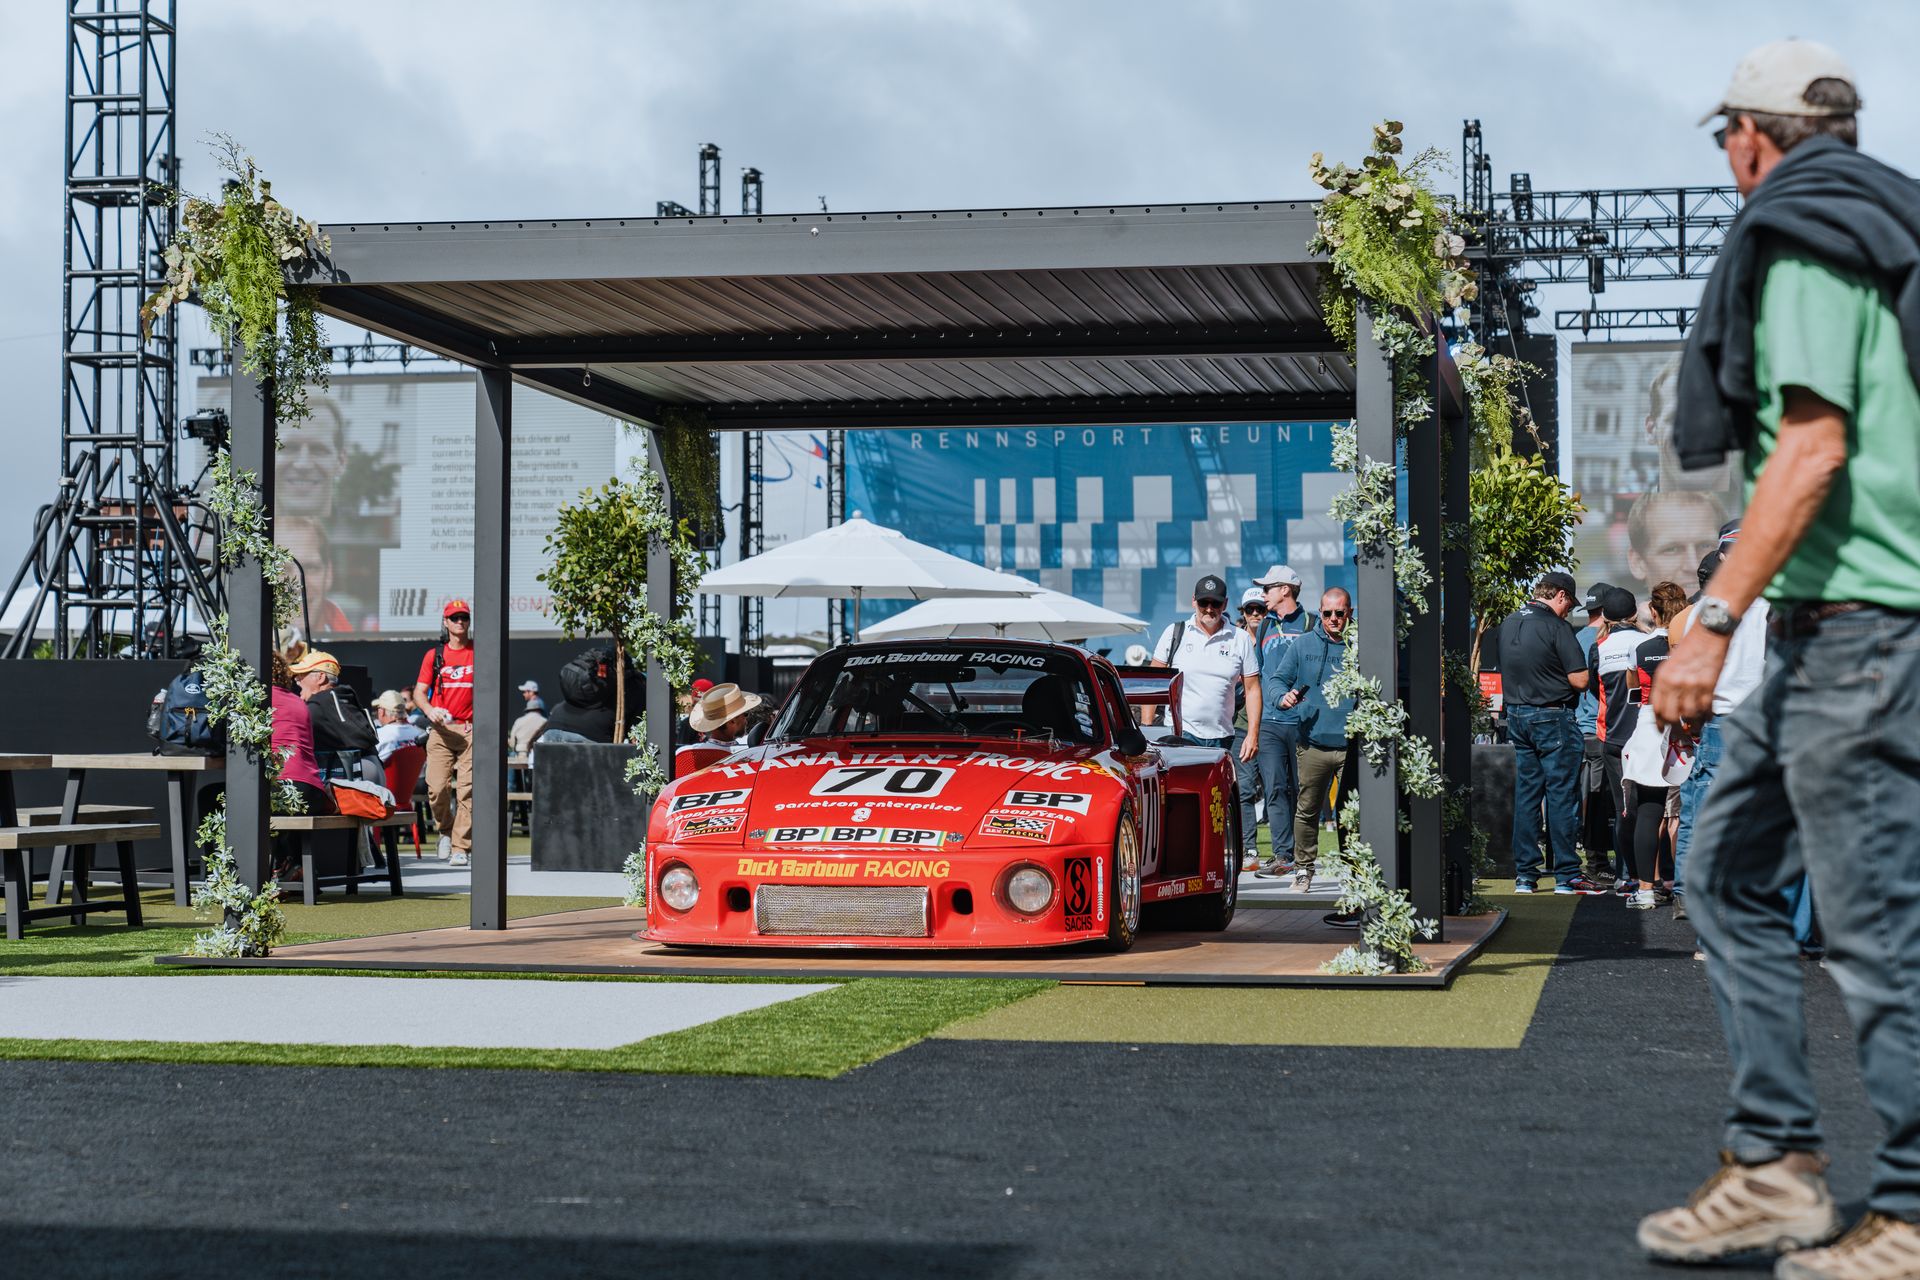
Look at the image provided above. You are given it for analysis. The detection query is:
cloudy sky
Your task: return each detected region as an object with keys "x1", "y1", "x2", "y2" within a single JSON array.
[{"x1": 2, "y1": 0, "x2": 1916, "y2": 612}]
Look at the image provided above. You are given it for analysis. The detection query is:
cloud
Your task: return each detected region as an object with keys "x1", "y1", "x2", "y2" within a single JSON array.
[{"x1": 4, "y1": 1, "x2": 1920, "y2": 594}]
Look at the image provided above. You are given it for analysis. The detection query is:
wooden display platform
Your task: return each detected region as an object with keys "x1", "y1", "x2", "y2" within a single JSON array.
[{"x1": 161, "y1": 905, "x2": 1505, "y2": 988}]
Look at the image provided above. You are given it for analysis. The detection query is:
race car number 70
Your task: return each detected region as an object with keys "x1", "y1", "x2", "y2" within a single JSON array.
[{"x1": 809, "y1": 765, "x2": 955, "y2": 797}]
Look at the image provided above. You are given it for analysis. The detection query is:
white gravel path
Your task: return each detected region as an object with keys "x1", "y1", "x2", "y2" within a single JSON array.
[{"x1": 0, "y1": 975, "x2": 830, "y2": 1050}]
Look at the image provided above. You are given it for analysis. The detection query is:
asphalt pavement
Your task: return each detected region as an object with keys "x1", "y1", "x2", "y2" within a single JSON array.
[{"x1": 0, "y1": 899, "x2": 1880, "y2": 1279}]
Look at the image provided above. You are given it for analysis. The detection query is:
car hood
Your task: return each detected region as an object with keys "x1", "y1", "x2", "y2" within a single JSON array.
[{"x1": 650, "y1": 740, "x2": 1130, "y2": 851}]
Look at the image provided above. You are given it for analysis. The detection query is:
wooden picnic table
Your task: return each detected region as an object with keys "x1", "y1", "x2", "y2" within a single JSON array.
[
  {"x1": 44, "y1": 752, "x2": 223, "y2": 907},
  {"x1": 0, "y1": 755, "x2": 54, "y2": 828}
]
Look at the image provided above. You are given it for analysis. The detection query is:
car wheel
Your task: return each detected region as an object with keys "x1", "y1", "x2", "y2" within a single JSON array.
[
  {"x1": 1095, "y1": 810, "x2": 1143, "y2": 952},
  {"x1": 1173, "y1": 783, "x2": 1240, "y2": 932}
]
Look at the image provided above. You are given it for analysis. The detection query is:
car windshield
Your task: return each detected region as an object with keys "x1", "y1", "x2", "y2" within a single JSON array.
[{"x1": 772, "y1": 647, "x2": 1104, "y2": 744}]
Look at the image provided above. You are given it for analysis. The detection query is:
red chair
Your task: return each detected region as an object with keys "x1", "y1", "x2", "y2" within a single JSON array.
[{"x1": 382, "y1": 744, "x2": 429, "y2": 859}]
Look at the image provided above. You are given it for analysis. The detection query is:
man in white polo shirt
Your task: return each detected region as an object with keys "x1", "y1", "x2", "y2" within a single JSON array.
[{"x1": 1151, "y1": 574, "x2": 1262, "y2": 848}]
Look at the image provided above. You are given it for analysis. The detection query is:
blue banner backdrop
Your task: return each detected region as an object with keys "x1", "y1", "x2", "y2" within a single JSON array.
[{"x1": 845, "y1": 421, "x2": 1351, "y2": 656}]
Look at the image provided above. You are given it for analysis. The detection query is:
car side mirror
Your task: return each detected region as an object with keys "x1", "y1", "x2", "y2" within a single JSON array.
[
  {"x1": 745, "y1": 722, "x2": 767, "y2": 748},
  {"x1": 1115, "y1": 725, "x2": 1148, "y2": 757}
]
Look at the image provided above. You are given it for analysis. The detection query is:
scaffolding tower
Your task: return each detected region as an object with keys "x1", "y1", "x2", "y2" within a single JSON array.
[{"x1": 2, "y1": 1, "x2": 221, "y2": 660}]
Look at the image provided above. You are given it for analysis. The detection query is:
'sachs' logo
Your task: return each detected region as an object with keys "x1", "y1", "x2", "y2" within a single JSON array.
[
  {"x1": 670, "y1": 789, "x2": 749, "y2": 813},
  {"x1": 1004, "y1": 790, "x2": 1092, "y2": 815},
  {"x1": 675, "y1": 813, "x2": 744, "y2": 838},
  {"x1": 1208, "y1": 785, "x2": 1226, "y2": 836},
  {"x1": 1063, "y1": 855, "x2": 1093, "y2": 930},
  {"x1": 979, "y1": 814, "x2": 1055, "y2": 842}
]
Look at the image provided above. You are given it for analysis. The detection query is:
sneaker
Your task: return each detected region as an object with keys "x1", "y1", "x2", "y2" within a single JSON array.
[
  {"x1": 1674, "y1": 896, "x2": 1690, "y2": 922},
  {"x1": 1514, "y1": 881, "x2": 1537, "y2": 895},
  {"x1": 1293, "y1": 871, "x2": 1313, "y2": 893},
  {"x1": 1590, "y1": 866, "x2": 1619, "y2": 887},
  {"x1": 1627, "y1": 888, "x2": 1657, "y2": 910},
  {"x1": 437, "y1": 834, "x2": 452, "y2": 861},
  {"x1": 1615, "y1": 878, "x2": 1642, "y2": 897},
  {"x1": 1776, "y1": 1211, "x2": 1920, "y2": 1279},
  {"x1": 1240, "y1": 851, "x2": 1261, "y2": 872},
  {"x1": 1637, "y1": 1152, "x2": 1840, "y2": 1264},
  {"x1": 1322, "y1": 909, "x2": 1363, "y2": 929},
  {"x1": 1555, "y1": 875, "x2": 1607, "y2": 895},
  {"x1": 1253, "y1": 859, "x2": 1296, "y2": 879},
  {"x1": 449, "y1": 850, "x2": 470, "y2": 868}
]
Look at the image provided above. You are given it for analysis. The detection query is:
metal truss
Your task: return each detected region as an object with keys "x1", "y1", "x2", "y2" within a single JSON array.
[
  {"x1": 2, "y1": 1, "x2": 221, "y2": 660},
  {"x1": 1554, "y1": 306, "x2": 1698, "y2": 336},
  {"x1": 189, "y1": 339, "x2": 457, "y2": 373}
]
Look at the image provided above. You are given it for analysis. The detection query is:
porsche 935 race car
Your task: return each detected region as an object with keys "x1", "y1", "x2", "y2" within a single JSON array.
[{"x1": 643, "y1": 639, "x2": 1241, "y2": 952}]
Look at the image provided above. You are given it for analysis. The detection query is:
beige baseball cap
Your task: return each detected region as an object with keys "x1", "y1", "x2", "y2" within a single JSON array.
[
  {"x1": 1700, "y1": 39, "x2": 1858, "y2": 126},
  {"x1": 1252, "y1": 564, "x2": 1303, "y2": 589}
]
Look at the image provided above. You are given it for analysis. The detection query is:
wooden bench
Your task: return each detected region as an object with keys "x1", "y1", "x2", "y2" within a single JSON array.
[
  {"x1": 18, "y1": 804, "x2": 155, "y2": 826},
  {"x1": 1, "y1": 823, "x2": 159, "y2": 939},
  {"x1": 270, "y1": 813, "x2": 415, "y2": 906}
]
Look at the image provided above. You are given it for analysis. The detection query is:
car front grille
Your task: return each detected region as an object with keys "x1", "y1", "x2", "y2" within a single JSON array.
[{"x1": 754, "y1": 884, "x2": 930, "y2": 938}]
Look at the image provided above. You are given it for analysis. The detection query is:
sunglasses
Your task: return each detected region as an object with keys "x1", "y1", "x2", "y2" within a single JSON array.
[
  {"x1": 1322, "y1": 609, "x2": 1350, "y2": 619},
  {"x1": 447, "y1": 613, "x2": 470, "y2": 623},
  {"x1": 1197, "y1": 599, "x2": 1226, "y2": 609}
]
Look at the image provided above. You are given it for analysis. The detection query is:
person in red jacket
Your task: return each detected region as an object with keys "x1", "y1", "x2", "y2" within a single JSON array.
[{"x1": 412, "y1": 600, "x2": 475, "y2": 866}]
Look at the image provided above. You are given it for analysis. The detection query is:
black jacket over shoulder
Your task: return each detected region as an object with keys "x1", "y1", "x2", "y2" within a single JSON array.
[
  {"x1": 1675, "y1": 136, "x2": 1920, "y2": 470},
  {"x1": 307, "y1": 684, "x2": 378, "y2": 756}
]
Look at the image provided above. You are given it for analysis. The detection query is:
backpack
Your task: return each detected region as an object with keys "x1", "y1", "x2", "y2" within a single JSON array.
[
  {"x1": 147, "y1": 671, "x2": 226, "y2": 756},
  {"x1": 559, "y1": 647, "x2": 616, "y2": 708}
]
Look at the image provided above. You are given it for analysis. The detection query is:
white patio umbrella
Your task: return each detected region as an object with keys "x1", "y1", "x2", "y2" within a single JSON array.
[
  {"x1": 697, "y1": 516, "x2": 1038, "y2": 631},
  {"x1": 858, "y1": 585, "x2": 1148, "y2": 644}
]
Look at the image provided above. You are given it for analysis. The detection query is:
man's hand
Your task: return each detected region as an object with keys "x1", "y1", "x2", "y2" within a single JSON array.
[
  {"x1": 1279, "y1": 689, "x2": 1301, "y2": 710},
  {"x1": 1238, "y1": 735, "x2": 1259, "y2": 762},
  {"x1": 428, "y1": 705, "x2": 453, "y2": 726},
  {"x1": 1652, "y1": 626, "x2": 1731, "y2": 730}
]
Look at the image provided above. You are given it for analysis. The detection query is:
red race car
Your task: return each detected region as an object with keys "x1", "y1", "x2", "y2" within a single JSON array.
[{"x1": 643, "y1": 639, "x2": 1241, "y2": 952}]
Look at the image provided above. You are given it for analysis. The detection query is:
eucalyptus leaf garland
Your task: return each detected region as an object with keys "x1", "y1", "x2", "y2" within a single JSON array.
[
  {"x1": 1308, "y1": 121, "x2": 1581, "y2": 967},
  {"x1": 143, "y1": 139, "x2": 331, "y2": 957}
]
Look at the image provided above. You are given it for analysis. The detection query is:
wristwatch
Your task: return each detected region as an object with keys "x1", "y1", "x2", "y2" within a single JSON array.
[{"x1": 1695, "y1": 595, "x2": 1741, "y2": 637}]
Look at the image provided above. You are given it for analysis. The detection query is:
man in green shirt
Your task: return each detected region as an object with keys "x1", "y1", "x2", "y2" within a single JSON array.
[{"x1": 1639, "y1": 42, "x2": 1920, "y2": 1279}]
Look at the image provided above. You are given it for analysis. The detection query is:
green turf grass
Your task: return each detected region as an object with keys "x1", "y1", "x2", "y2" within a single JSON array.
[
  {"x1": 938, "y1": 884, "x2": 1577, "y2": 1049},
  {"x1": 0, "y1": 977, "x2": 1050, "y2": 1078},
  {"x1": 0, "y1": 891, "x2": 616, "y2": 976}
]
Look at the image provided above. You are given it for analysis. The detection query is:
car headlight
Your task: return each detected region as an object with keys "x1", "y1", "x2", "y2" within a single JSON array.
[
  {"x1": 1005, "y1": 866, "x2": 1054, "y2": 915},
  {"x1": 659, "y1": 864, "x2": 700, "y2": 912}
]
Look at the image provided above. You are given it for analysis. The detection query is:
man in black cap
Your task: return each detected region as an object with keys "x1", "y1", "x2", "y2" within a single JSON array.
[
  {"x1": 1575, "y1": 582, "x2": 1618, "y2": 881},
  {"x1": 1151, "y1": 573, "x2": 1261, "y2": 853},
  {"x1": 1495, "y1": 571, "x2": 1602, "y2": 894}
]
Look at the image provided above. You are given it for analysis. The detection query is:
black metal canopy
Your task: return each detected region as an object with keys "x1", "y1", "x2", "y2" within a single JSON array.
[
  {"x1": 207, "y1": 196, "x2": 1471, "y2": 945},
  {"x1": 301, "y1": 201, "x2": 1350, "y2": 431}
]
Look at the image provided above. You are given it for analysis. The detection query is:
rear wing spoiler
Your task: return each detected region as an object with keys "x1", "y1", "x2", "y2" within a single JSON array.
[{"x1": 1111, "y1": 664, "x2": 1183, "y2": 738}]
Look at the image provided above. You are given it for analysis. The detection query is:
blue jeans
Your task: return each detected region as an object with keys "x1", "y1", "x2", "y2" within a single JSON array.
[
  {"x1": 1230, "y1": 728, "x2": 1262, "y2": 857},
  {"x1": 1673, "y1": 719, "x2": 1724, "y2": 898},
  {"x1": 1506, "y1": 704, "x2": 1583, "y2": 886},
  {"x1": 1689, "y1": 607, "x2": 1920, "y2": 1217},
  {"x1": 1258, "y1": 722, "x2": 1303, "y2": 861}
]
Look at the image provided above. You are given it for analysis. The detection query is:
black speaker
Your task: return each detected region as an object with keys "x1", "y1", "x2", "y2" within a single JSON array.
[{"x1": 529, "y1": 741, "x2": 653, "y2": 872}]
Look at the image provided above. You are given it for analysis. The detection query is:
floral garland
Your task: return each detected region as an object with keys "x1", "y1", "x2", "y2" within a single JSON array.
[
  {"x1": 143, "y1": 141, "x2": 329, "y2": 957},
  {"x1": 620, "y1": 713, "x2": 671, "y2": 909},
  {"x1": 1309, "y1": 123, "x2": 1585, "y2": 950}
]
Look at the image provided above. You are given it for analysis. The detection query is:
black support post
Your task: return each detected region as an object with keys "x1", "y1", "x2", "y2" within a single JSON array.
[
  {"x1": 471, "y1": 367, "x2": 511, "y2": 930},
  {"x1": 225, "y1": 343, "x2": 273, "y2": 892},
  {"x1": 1406, "y1": 350, "x2": 1446, "y2": 933},
  {"x1": 1440, "y1": 370, "x2": 1474, "y2": 912},
  {"x1": 645, "y1": 427, "x2": 676, "y2": 782},
  {"x1": 1353, "y1": 307, "x2": 1401, "y2": 895}
]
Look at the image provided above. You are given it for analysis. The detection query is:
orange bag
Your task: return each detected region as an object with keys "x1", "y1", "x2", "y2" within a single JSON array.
[{"x1": 328, "y1": 778, "x2": 393, "y2": 819}]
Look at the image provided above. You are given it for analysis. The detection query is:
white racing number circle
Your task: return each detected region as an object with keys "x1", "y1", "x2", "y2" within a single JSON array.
[{"x1": 809, "y1": 765, "x2": 955, "y2": 798}]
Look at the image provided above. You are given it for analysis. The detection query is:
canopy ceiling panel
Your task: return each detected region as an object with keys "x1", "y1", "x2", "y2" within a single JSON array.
[{"x1": 302, "y1": 201, "x2": 1358, "y2": 430}]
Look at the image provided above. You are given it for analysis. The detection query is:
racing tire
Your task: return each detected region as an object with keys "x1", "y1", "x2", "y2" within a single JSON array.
[
  {"x1": 1160, "y1": 782, "x2": 1240, "y2": 931},
  {"x1": 1093, "y1": 809, "x2": 1144, "y2": 952},
  {"x1": 1176, "y1": 783, "x2": 1241, "y2": 932}
]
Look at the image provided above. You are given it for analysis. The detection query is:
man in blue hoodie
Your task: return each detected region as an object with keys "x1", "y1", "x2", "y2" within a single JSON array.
[{"x1": 1272, "y1": 587, "x2": 1354, "y2": 894}]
